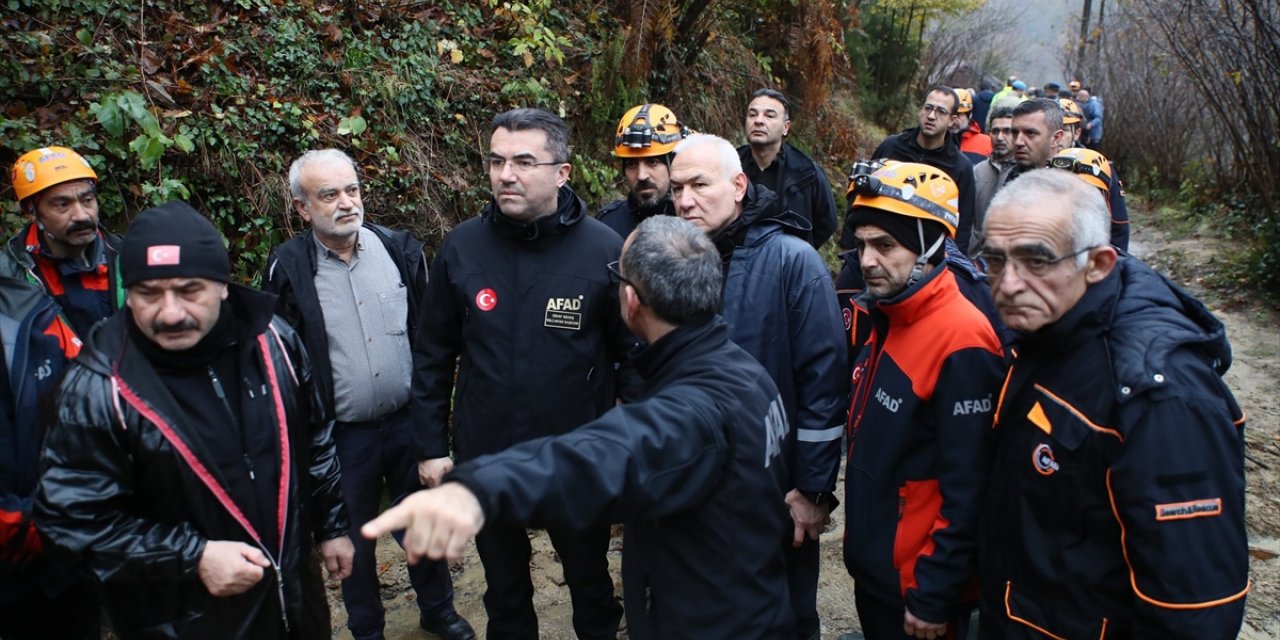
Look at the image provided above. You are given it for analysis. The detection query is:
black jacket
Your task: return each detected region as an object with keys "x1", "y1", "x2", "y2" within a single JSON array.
[
  {"x1": 448, "y1": 318, "x2": 793, "y2": 639},
  {"x1": 855, "y1": 128, "x2": 976, "y2": 251},
  {"x1": 2, "y1": 223, "x2": 124, "y2": 338},
  {"x1": 262, "y1": 223, "x2": 426, "y2": 413},
  {"x1": 35, "y1": 285, "x2": 348, "y2": 640},
  {"x1": 737, "y1": 143, "x2": 838, "y2": 248},
  {"x1": 980, "y1": 257, "x2": 1249, "y2": 639},
  {"x1": 413, "y1": 185, "x2": 637, "y2": 461},
  {"x1": 596, "y1": 196, "x2": 675, "y2": 240}
]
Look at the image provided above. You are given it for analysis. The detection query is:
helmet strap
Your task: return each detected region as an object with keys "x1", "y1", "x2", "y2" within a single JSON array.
[{"x1": 906, "y1": 220, "x2": 946, "y2": 289}]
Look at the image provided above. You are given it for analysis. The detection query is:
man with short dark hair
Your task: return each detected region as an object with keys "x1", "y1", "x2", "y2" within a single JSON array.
[
  {"x1": 855, "y1": 86, "x2": 976, "y2": 252},
  {"x1": 366, "y1": 215, "x2": 795, "y2": 640},
  {"x1": 1010, "y1": 98, "x2": 1066, "y2": 176},
  {"x1": 4, "y1": 147, "x2": 123, "y2": 338},
  {"x1": 36, "y1": 201, "x2": 354, "y2": 639},
  {"x1": 978, "y1": 170, "x2": 1248, "y2": 638},
  {"x1": 737, "y1": 88, "x2": 839, "y2": 248},
  {"x1": 263, "y1": 149, "x2": 473, "y2": 640},
  {"x1": 413, "y1": 108, "x2": 630, "y2": 640},
  {"x1": 672, "y1": 133, "x2": 846, "y2": 640},
  {"x1": 971, "y1": 105, "x2": 1017, "y2": 255}
]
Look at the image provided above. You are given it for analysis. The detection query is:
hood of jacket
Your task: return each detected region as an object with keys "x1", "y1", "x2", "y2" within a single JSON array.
[
  {"x1": 483, "y1": 184, "x2": 587, "y2": 242},
  {"x1": 1019, "y1": 256, "x2": 1230, "y2": 401},
  {"x1": 711, "y1": 183, "x2": 811, "y2": 259}
]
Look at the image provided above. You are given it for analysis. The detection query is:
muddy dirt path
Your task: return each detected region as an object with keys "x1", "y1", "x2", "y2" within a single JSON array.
[{"x1": 335, "y1": 203, "x2": 1280, "y2": 639}]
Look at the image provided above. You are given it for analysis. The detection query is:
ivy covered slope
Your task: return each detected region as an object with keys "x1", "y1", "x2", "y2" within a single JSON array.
[{"x1": 0, "y1": 0, "x2": 646, "y2": 278}]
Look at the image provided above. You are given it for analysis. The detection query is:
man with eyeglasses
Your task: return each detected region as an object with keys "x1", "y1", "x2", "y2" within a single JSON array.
[
  {"x1": 850, "y1": 86, "x2": 976, "y2": 254},
  {"x1": 978, "y1": 169, "x2": 1248, "y2": 638},
  {"x1": 4, "y1": 146, "x2": 123, "y2": 338},
  {"x1": 366, "y1": 215, "x2": 794, "y2": 639},
  {"x1": 670, "y1": 133, "x2": 846, "y2": 640},
  {"x1": 841, "y1": 162, "x2": 1004, "y2": 640},
  {"x1": 412, "y1": 108, "x2": 632, "y2": 640}
]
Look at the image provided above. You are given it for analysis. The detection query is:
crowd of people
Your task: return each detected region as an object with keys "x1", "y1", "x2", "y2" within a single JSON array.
[{"x1": 0, "y1": 80, "x2": 1251, "y2": 640}]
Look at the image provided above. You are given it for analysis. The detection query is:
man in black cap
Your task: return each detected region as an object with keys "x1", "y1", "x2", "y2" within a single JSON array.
[{"x1": 36, "y1": 201, "x2": 354, "y2": 639}]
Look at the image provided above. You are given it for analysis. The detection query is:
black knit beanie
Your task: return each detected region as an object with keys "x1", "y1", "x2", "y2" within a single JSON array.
[
  {"x1": 121, "y1": 201, "x2": 230, "y2": 286},
  {"x1": 847, "y1": 207, "x2": 948, "y2": 265}
]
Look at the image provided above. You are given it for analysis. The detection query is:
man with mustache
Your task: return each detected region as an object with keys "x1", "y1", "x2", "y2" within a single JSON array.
[
  {"x1": 597, "y1": 103, "x2": 688, "y2": 239},
  {"x1": 978, "y1": 170, "x2": 1247, "y2": 638},
  {"x1": 4, "y1": 147, "x2": 123, "y2": 338},
  {"x1": 36, "y1": 201, "x2": 355, "y2": 639},
  {"x1": 414, "y1": 108, "x2": 633, "y2": 639},
  {"x1": 262, "y1": 150, "x2": 474, "y2": 640},
  {"x1": 841, "y1": 162, "x2": 1004, "y2": 640},
  {"x1": 970, "y1": 105, "x2": 1017, "y2": 256},
  {"x1": 738, "y1": 89, "x2": 838, "y2": 249}
]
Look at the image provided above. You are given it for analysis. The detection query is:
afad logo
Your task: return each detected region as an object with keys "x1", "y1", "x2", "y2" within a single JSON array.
[
  {"x1": 475, "y1": 288, "x2": 498, "y2": 311},
  {"x1": 1032, "y1": 443, "x2": 1059, "y2": 476}
]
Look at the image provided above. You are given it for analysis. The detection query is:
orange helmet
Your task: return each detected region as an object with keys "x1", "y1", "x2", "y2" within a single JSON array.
[
  {"x1": 11, "y1": 146, "x2": 98, "y2": 203},
  {"x1": 1051, "y1": 148, "x2": 1112, "y2": 195},
  {"x1": 954, "y1": 88, "x2": 973, "y2": 114},
  {"x1": 1058, "y1": 98, "x2": 1083, "y2": 125},
  {"x1": 612, "y1": 104, "x2": 688, "y2": 158},
  {"x1": 847, "y1": 160, "x2": 959, "y2": 238}
]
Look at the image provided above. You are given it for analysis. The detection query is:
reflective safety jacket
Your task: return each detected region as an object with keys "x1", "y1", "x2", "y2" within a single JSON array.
[
  {"x1": 843, "y1": 265, "x2": 1005, "y2": 622},
  {"x1": 980, "y1": 257, "x2": 1249, "y2": 639},
  {"x1": 448, "y1": 318, "x2": 793, "y2": 639}
]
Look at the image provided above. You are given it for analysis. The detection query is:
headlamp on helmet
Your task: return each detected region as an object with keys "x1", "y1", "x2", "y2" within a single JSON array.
[{"x1": 612, "y1": 104, "x2": 689, "y2": 158}]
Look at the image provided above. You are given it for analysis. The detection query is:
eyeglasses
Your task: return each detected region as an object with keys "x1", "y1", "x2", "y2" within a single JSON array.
[
  {"x1": 980, "y1": 246, "x2": 1098, "y2": 278},
  {"x1": 606, "y1": 260, "x2": 644, "y2": 304},
  {"x1": 487, "y1": 156, "x2": 564, "y2": 174},
  {"x1": 920, "y1": 103, "x2": 953, "y2": 117}
]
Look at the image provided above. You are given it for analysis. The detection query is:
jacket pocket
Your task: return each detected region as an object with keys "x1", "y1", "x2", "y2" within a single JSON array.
[
  {"x1": 1003, "y1": 580, "x2": 1111, "y2": 639},
  {"x1": 378, "y1": 285, "x2": 409, "y2": 335}
]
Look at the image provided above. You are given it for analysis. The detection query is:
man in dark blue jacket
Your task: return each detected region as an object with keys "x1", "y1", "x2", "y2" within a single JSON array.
[
  {"x1": 413, "y1": 108, "x2": 632, "y2": 640},
  {"x1": 367, "y1": 215, "x2": 793, "y2": 640},
  {"x1": 596, "y1": 103, "x2": 688, "y2": 238},
  {"x1": 737, "y1": 89, "x2": 838, "y2": 249},
  {"x1": 978, "y1": 170, "x2": 1248, "y2": 638},
  {"x1": 263, "y1": 150, "x2": 472, "y2": 640},
  {"x1": 0, "y1": 264, "x2": 97, "y2": 639},
  {"x1": 673, "y1": 133, "x2": 846, "y2": 640}
]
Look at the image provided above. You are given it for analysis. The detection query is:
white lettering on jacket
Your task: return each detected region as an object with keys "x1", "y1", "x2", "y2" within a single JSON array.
[{"x1": 763, "y1": 394, "x2": 789, "y2": 468}]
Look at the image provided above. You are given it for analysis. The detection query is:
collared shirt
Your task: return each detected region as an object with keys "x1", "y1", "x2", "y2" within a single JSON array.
[{"x1": 313, "y1": 227, "x2": 411, "y2": 422}]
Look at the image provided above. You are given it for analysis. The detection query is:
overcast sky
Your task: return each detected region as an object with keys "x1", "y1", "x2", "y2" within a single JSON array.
[{"x1": 988, "y1": 0, "x2": 1078, "y2": 84}]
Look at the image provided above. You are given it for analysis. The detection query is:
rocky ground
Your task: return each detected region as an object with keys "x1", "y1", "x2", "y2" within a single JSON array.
[{"x1": 336, "y1": 203, "x2": 1280, "y2": 639}]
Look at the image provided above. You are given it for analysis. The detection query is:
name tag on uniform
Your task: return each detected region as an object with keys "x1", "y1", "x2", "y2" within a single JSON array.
[{"x1": 544, "y1": 296, "x2": 583, "y2": 331}]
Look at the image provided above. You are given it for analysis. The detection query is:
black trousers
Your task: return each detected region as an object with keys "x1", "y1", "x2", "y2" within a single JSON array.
[
  {"x1": 475, "y1": 522, "x2": 621, "y2": 640},
  {"x1": 334, "y1": 409, "x2": 456, "y2": 640},
  {"x1": 0, "y1": 570, "x2": 100, "y2": 640},
  {"x1": 787, "y1": 536, "x2": 821, "y2": 639}
]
